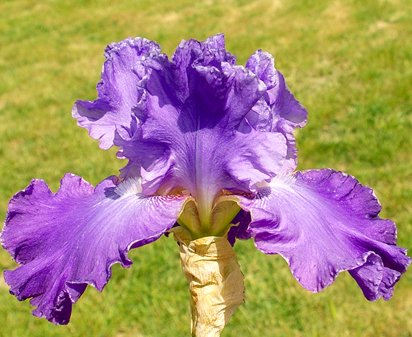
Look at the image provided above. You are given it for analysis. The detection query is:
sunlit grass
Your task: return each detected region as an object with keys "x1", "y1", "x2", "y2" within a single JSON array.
[{"x1": 0, "y1": 0, "x2": 411, "y2": 336}]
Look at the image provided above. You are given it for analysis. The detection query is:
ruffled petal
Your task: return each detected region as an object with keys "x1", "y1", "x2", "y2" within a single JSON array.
[
  {"x1": 117, "y1": 35, "x2": 288, "y2": 207},
  {"x1": 246, "y1": 51, "x2": 307, "y2": 128},
  {"x1": 238, "y1": 169, "x2": 410, "y2": 300},
  {"x1": 244, "y1": 51, "x2": 307, "y2": 171},
  {"x1": 349, "y1": 253, "x2": 402, "y2": 301},
  {"x1": 1, "y1": 174, "x2": 186, "y2": 324},
  {"x1": 72, "y1": 38, "x2": 161, "y2": 149},
  {"x1": 73, "y1": 35, "x2": 306, "y2": 228}
]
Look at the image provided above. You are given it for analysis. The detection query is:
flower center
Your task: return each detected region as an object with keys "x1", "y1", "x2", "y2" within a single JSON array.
[{"x1": 177, "y1": 193, "x2": 240, "y2": 238}]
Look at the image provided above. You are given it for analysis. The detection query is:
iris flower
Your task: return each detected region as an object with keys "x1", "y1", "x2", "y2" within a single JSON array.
[{"x1": 1, "y1": 35, "x2": 409, "y2": 336}]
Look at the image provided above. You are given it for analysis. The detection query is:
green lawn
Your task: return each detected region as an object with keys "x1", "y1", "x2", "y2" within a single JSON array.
[{"x1": 0, "y1": 0, "x2": 411, "y2": 336}]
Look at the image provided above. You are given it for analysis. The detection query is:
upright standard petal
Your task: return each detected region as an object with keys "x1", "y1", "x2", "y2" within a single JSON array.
[
  {"x1": 117, "y1": 35, "x2": 288, "y2": 213},
  {"x1": 238, "y1": 169, "x2": 410, "y2": 300},
  {"x1": 73, "y1": 35, "x2": 308, "y2": 233},
  {"x1": 1, "y1": 174, "x2": 186, "y2": 324},
  {"x1": 73, "y1": 38, "x2": 161, "y2": 149},
  {"x1": 244, "y1": 51, "x2": 307, "y2": 171}
]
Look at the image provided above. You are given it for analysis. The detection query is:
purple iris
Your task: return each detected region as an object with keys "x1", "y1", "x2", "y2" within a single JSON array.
[{"x1": 1, "y1": 34, "x2": 409, "y2": 325}]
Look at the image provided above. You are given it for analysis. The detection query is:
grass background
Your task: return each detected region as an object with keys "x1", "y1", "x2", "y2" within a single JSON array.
[{"x1": 0, "y1": 0, "x2": 411, "y2": 336}]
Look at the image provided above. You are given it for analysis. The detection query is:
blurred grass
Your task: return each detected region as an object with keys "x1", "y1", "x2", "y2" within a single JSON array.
[{"x1": 0, "y1": 0, "x2": 411, "y2": 336}]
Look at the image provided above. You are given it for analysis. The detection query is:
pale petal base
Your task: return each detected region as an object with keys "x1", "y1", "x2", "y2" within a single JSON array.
[{"x1": 173, "y1": 228, "x2": 244, "y2": 337}]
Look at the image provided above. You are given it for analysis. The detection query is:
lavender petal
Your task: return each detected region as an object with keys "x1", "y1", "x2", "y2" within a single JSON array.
[
  {"x1": 239, "y1": 169, "x2": 410, "y2": 299},
  {"x1": 117, "y1": 35, "x2": 289, "y2": 203},
  {"x1": 72, "y1": 38, "x2": 161, "y2": 149},
  {"x1": 244, "y1": 50, "x2": 307, "y2": 171},
  {"x1": 1, "y1": 174, "x2": 186, "y2": 324}
]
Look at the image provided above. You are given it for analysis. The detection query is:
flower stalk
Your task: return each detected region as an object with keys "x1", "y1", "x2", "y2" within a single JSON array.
[{"x1": 173, "y1": 227, "x2": 245, "y2": 337}]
